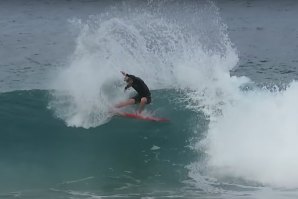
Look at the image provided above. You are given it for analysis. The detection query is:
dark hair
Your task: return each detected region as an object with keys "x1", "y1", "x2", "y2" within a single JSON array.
[{"x1": 125, "y1": 76, "x2": 132, "y2": 83}]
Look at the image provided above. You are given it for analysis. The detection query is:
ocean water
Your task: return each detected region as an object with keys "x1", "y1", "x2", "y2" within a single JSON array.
[{"x1": 1, "y1": 0, "x2": 298, "y2": 198}]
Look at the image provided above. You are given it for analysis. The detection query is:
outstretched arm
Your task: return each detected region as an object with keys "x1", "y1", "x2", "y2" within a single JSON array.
[
  {"x1": 121, "y1": 71, "x2": 131, "y2": 91},
  {"x1": 121, "y1": 71, "x2": 127, "y2": 76},
  {"x1": 121, "y1": 71, "x2": 135, "y2": 77}
]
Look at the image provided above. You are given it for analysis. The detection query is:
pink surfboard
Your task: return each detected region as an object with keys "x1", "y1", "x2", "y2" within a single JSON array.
[{"x1": 117, "y1": 112, "x2": 169, "y2": 122}]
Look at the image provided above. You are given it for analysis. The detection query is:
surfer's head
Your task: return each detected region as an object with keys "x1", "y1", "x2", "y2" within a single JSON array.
[{"x1": 124, "y1": 75, "x2": 133, "y2": 84}]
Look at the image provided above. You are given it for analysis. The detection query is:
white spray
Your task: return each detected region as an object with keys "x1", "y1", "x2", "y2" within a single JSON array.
[
  {"x1": 48, "y1": 0, "x2": 298, "y2": 189},
  {"x1": 49, "y1": 1, "x2": 230, "y2": 128}
]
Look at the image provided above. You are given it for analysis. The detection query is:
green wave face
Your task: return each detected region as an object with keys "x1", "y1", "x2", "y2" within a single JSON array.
[{"x1": 0, "y1": 90, "x2": 207, "y2": 194}]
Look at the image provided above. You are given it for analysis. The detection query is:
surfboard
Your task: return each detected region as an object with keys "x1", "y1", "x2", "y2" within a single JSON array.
[{"x1": 116, "y1": 112, "x2": 169, "y2": 122}]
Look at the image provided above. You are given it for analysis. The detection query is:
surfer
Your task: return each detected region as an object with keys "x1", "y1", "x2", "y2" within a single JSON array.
[{"x1": 115, "y1": 71, "x2": 151, "y2": 114}]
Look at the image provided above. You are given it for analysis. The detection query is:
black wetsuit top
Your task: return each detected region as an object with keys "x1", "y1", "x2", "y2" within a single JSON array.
[{"x1": 125, "y1": 74, "x2": 151, "y2": 98}]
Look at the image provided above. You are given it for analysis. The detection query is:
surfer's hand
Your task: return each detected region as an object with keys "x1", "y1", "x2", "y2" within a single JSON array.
[
  {"x1": 121, "y1": 71, "x2": 126, "y2": 76},
  {"x1": 124, "y1": 85, "x2": 130, "y2": 91}
]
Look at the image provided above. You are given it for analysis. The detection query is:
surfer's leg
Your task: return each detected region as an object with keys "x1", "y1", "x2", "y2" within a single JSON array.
[
  {"x1": 137, "y1": 97, "x2": 148, "y2": 114},
  {"x1": 115, "y1": 99, "x2": 135, "y2": 109}
]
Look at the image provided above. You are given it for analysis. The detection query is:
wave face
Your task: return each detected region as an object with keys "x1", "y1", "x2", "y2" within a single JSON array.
[{"x1": 0, "y1": 89, "x2": 202, "y2": 195}]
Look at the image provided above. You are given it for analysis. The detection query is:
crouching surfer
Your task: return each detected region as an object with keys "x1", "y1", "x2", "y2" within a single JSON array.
[{"x1": 115, "y1": 71, "x2": 151, "y2": 114}]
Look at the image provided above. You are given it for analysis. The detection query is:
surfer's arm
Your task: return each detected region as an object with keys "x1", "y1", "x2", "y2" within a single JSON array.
[
  {"x1": 126, "y1": 74, "x2": 136, "y2": 80},
  {"x1": 120, "y1": 71, "x2": 135, "y2": 91},
  {"x1": 121, "y1": 71, "x2": 126, "y2": 76},
  {"x1": 120, "y1": 71, "x2": 135, "y2": 79},
  {"x1": 124, "y1": 84, "x2": 131, "y2": 91}
]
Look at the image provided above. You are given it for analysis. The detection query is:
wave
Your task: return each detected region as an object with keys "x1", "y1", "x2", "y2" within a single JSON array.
[{"x1": 2, "y1": 0, "x2": 298, "y2": 193}]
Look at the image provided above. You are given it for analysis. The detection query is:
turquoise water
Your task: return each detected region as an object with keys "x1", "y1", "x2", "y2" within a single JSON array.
[{"x1": 0, "y1": 90, "x2": 204, "y2": 197}]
